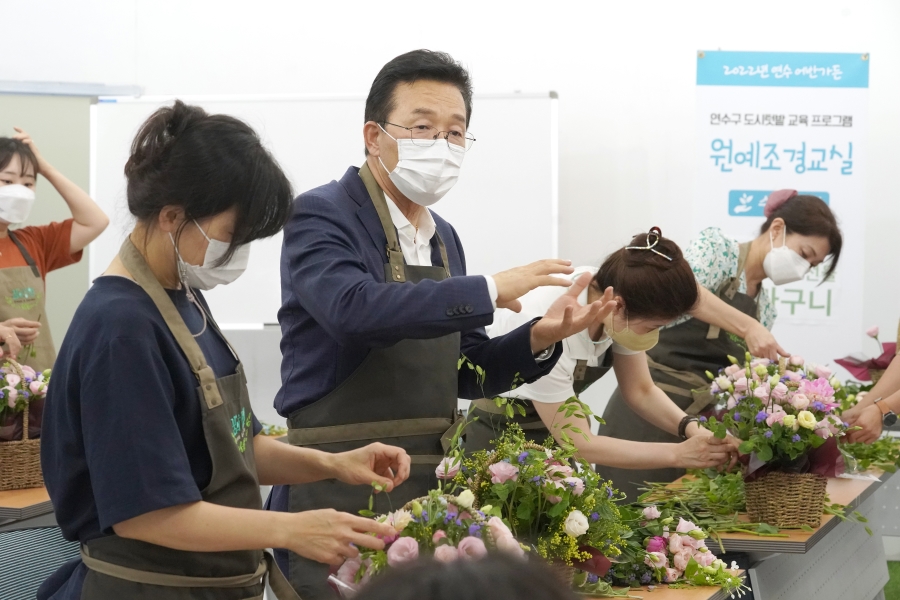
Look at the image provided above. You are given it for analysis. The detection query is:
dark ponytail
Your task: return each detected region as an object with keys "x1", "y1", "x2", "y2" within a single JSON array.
[
  {"x1": 125, "y1": 100, "x2": 293, "y2": 262},
  {"x1": 759, "y1": 194, "x2": 842, "y2": 280},
  {"x1": 592, "y1": 228, "x2": 699, "y2": 321},
  {"x1": 0, "y1": 137, "x2": 39, "y2": 178}
]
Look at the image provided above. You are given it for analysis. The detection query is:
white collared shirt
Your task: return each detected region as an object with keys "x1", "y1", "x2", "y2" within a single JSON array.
[
  {"x1": 489, "y1": 266, "x2": 638, "y2": 403},
  {"x1": 385, "y1": 198, "x2": 497, "y2": 305}
]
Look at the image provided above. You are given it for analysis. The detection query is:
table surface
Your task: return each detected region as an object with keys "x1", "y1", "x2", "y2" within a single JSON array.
[
  {"x1": 0, "y1": 486, "x2": 50, "y2": 509},
  {"x1": 590, "y1": 583, "x2": 734, "y2": 600}
]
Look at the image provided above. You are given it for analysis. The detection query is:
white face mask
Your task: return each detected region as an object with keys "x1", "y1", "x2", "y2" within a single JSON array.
[
  {"x1": 171, "y1": 221, "x2": 250, "y2": 291},
  {"x1": 0, "y1": 184, "x2": 35, "y2": 224},
  {"x1": 762, "y1": 228, "x2": 811, "y2": 285},
  {"x1": 378, "y1": 125, "x2": 465, "y2": 207}
]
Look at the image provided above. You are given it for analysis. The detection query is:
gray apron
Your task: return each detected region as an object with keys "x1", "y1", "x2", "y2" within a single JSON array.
[
  {"x1": 464, "y1": 349, "x2": 614, "y2": 453},
  {"x1": 284, "y1": 164, "x2": 463, "y2": 599},
  {"x1": 600, "y1": 243, "x2": 759, "y2": 500},
  {"x1": 78, "y1": 239, "x2": 300, "y2": 600},
  {"x1": 0, "y1": 232, "x2": 57, "y2": 441}
]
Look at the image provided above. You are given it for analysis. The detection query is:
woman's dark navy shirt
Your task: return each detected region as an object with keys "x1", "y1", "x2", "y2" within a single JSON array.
[{"x1": 38, "y1": 276, "x2": 261, "y2": 599}]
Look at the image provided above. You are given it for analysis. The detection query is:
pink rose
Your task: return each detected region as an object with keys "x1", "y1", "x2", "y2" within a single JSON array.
[
  {"x1": 562, "y1": 477, "x2": 585, "y2": 496},
  {"x1": 5, "y1": 374, "x2": 20, "y2": 387},
  {"x1": 642, "y1": 506, "x2": 661, "y2": 520},
  {"x1": 495, "y1": 533, "x2": 525, "y2": 558},
  {"x1": 434, "y1": 544, "x2": 458, "y2": 562},
  {"x1": 432, "y1": 530, "x2": 447, "y2": 545},
  {"x1": 753, "y1": 386, "x2": 770, "y2": 401},
  {"x1": 682, "y1": 534, "x2": 703, "y2": 550},
  {"x1": 867, "y1": 326, "x2": 880, "y2": 338},
  {"x1": 665, "y1": 567, "x2": 681, "y2": 583},
  {"x1": 435, "y1": 457, "x2": 460, "y2": 480},
  {"x1": 545, "y1": 462, "x2": 574, "y2": 479},
  {"x1": 815, "y1": 365, "x2": 832, "y2": 380},
  {"x1": 815, "y1": 421, "x2": 833, "y2": 439},
  {"x1": 766, "y1": 407, "x2": 786, "y2": 427},
  {"x1": 771, "y1": 382, "x2": 788, "y2": 402},
  {"x1": 487, "y1": 517, "x2": 512, "y2": 540},
  {"x1": 446, "y1": 504, "x2": 459, "y2": 517},
  {"x1": 646, "y1": 536, "x2": 667, "y2": 553},
  {"x1": 673, "y1": 548, "x2": 693, "y2": 571},
  {"x1": 457, "y1": 536, "x2": 488, "y2": 560},
  {"x1": 790, "y1": 393, "x2": 810, "y2": 410},
  {"x1": 675, "y1": 517, "x2": 697, "y2": 534},
  {"x1": 725, "y1": 364, "x2": 742, "y2": 377},
  {"x1": 726, "y1": 396, "x2": 738, "y2": 410},
  {"x1": 751, "y1": 358, "x2": 771, "y2": 368},
  {"x1": 4, "y1": 387, "x2": 18, "y2": 405},
  {"x1": 545, "y1": 480, "x2": 565, "y2": 504},
  {"x1": 787, "y1": 370, "x2": 804, "y2": 382},
  {"x1": 459, "y1": 512, "x2": 472, "y2": 520},
  {"x1": 734, "y1": 377, "x2": 749, "y2": 393},
  {"x1": 694, "y1": 549, "x2": 715, "y2": 567},
  {"x1": 668, "y1": 534, "x2": 684, "y2": 553},
  {"x1": 336, "y1": 557, "x2": 362, "y2": 586},
  {"x1": 644, "y1": 551, "x2": 668, "y2": 569},
  {"x1": 6, "y1": 395, "x2": 14, "y2": 409},
  {"x1": 29, "y1": 380, "x2": 43, "y2": 395},
  {"x1": 789, "y1": 355, "x2": 804, "y2": 366},
  {"x1": 489, "y1": 461, "x2": 519, "y2": 484},
  {"x1": 386, "y1": 537, "x2": 419, "y2": 566},
  {"x1": 21, "y1": 366, "x2": 36, "y2": 380}
]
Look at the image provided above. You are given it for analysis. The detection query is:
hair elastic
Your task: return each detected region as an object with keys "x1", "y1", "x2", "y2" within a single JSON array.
[{"x1": 763, "y1": 189, "x2": 798, "y2": 217}]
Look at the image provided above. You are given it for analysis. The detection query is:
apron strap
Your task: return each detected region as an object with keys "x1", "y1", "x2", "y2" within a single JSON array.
[
  {"x1": 707, "y1": 242, "x2": 753, "y2": 340},
  {"x1": 358, "y1": 163, "x2": 452, "y2": 279},
  {"x1": 118, "y1": 237, "x2": 224, "y2": 410},
  {"x1": 287, "y1": 417, "x2": 455, "y2": 447},
  {"x1": 81, "y1": 547, "x2": 300, "y2": 599},
  {"x1": 573, "y1": 359, "x2": 588, "y2": 382},
  {"x1": 646, "y1": 356, "x2": 713, "y2": 414},
  {"x1": 8, "y1": 231, "x2": 40, "y2": 279}
]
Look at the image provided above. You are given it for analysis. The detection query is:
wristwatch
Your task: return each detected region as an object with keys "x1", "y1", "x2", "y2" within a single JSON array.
[{"x1": 874, "y1": 397, "x2": 898, "y2": 427}]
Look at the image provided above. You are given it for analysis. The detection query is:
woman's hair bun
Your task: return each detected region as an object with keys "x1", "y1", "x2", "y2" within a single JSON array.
[{"x1": 124, "y1": 100, "x2": 207, "y2": 178}]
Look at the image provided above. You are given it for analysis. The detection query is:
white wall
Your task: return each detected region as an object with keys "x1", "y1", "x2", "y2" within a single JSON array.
[{"x1": 6, "y1": 0, "x2": 899, "y2": 408}]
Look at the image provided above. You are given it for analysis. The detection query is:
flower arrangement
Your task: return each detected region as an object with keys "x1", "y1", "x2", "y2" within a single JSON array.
[
  {"x1": 586, "y1": 504, "x2": 746, "y2": 597},
  {"x1": 453, "y1": 424, "x2": 628, "y2": 569},
  {"x1": 835, "y1": 325, "x2": 897, "y2": 383},
  {"x1": 704, "y1": 353, "x2": 849, "y2": 470},
  {"x1": 0, "y1": 362, "x2": 50, "y2": 420},
  {"x1": 332, "y1": 490, "x2": 527, "y2": 592}
]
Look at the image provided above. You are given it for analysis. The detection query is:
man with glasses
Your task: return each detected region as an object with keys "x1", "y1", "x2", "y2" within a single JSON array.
[{"x1": 269, "y1": 49, "x2": 614, "y2": 598}]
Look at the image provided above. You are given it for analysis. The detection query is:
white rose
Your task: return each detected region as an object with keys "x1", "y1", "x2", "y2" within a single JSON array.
[
  {"x1": 563, "y1": 510, "x2": 589, "y2": 538},
  {"x1": 456, "y1": 489, "x2": 475, "y2": 510}
]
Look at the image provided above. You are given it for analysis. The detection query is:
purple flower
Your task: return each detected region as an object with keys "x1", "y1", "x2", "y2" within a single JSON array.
[
  {"x1": 755, "y1": 410, "x2": 768, "y2": 423},
  {"x1": 421, "y1": 511, "x2": 428, "y2": 521},
  {"x1": 468, "y1": 524, "x2": 482, "y2": 537},
  {"x1": 590, "y1": 512, "x2": 600, "y2": 521},
  {"x1": 587, "y1": 574, "x2": 600, "y2": 584},
  {"x1": 517, "y1": 451, "x2": 528, "y2": 464},
  {"x1": 792, "y1": 434, "x2": 801, "y2": 442},
  {"x1": 812, "y1": 401, "x2": 826, "y2": 411},
  {"x1": 734, "y1": 412, "x2": 742, "y2": 421},
  {"x1": 641, "y1": 572, "x2": 652, "y2": 584},
  {"x1": 531, "y1": 475, "x2": 543, "y2": 483},
  {"x1": 843, "y1": 422, "x2": 849, "y2": 427},
  {"x1": 455, "y1": 519, "x2": 463, "y2": 527},
  {"x1": 764, "y1": 430, "x2": 773, "y2": 438},
  {"x1": 607, "y1": 487, "x2": 614, "y2": 499},
  {"x1": 699, "y1": 416, "x2": 708, "y2": 422}
]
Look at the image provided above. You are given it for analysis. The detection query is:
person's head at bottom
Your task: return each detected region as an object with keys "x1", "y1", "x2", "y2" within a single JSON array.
[{"x1": 352, "y1": 554, "x2": 579, "y2": 600}]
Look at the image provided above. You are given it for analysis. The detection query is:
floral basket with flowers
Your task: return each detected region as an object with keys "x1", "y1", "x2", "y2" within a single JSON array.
[
  {"x1": 330, "y1": 489, "x2": 528, "y2": 596},
  {"x1": 0, "y1": 360, "x2": 51, "y2": 491},
  {"x1": 577, "y1": 504, "x2": 746, "y2": 597},
  {"x1": 451, "y1": 423, "x2": 629, "y2": 584},
  {"x1": 702, "y1": 353, "x2": 850, "y2": 527}
]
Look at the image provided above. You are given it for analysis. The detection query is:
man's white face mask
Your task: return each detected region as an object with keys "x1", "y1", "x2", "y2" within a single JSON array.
[{"x1": 378, "y1": 125, "x2": 465, "y2": 207}]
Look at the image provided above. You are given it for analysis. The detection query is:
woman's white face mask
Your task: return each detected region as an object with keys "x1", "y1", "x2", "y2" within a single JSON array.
[
  {"x1": 0, "y1": 184, "x2": 35, "y2": 224},
  {"x1": 762, "y1": 228, "x2": 811, "y2": 285},
  {"x1": 171, "y1": 221, "x2": 250, "y2": 291}
]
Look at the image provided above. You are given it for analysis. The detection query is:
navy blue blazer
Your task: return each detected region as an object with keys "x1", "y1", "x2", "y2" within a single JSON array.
[{"x1": 275, "y1": 165, "x2": 561, "y2": 416}]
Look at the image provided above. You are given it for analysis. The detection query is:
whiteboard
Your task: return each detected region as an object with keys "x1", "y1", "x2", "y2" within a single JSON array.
[{"x1": 90, "y1": 93, "x2": 558, "y2": 325}]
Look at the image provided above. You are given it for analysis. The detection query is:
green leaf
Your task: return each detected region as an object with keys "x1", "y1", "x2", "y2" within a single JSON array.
[
  {"x1": 756, "y1": 523, "x2": 780, "y2": 535},
  {"x1": 800, "y1": 524, "x2": 814, "y2": 532},
  {"x1": 547, "y1": 498, "x2": 569, "y2": 517},
  {"x1": 866, "y1": 526, "x2": 873, "y2": 536},
  {"x1": 738, "y1": 440, "x2": 755, "y2": 454},
  {"x1": 516, "y1": 501, "x2": 533, "y2": 522},
  {"x1": 757, "y1": 444, "x2": 773, "y2": 462},
  {"x1": 491, "y1": 483, "x2": 510, "y2": 502},
  {"x1": 505, "y1": 404, "x2": 514, "y2": 418},
  {"x1": 714, "y1": 424, "x2": 728, "y2": 439},
  {"x1": 359, "y1": 509, "x2": 376, "y2": 517}
]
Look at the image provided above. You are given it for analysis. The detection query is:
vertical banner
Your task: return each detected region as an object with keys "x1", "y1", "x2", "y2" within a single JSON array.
[{"x1": 695, "y1": 51, "x2": 869, "y2": 366}]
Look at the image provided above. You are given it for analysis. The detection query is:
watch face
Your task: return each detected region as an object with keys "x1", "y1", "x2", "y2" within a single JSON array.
[{"x1": 885, "y1": 412, "x2": 898, "y2": 427}]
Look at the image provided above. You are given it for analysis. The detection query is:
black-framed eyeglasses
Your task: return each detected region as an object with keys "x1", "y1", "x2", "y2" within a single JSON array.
[{"x1": 381, "y1": 122, "x2": 476, "y2": 153}]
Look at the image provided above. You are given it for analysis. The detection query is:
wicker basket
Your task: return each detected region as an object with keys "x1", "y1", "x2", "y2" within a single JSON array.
[
  {"x1": 0, "y1": 360, "x2": 43, "y2": 491},
  {"x1": 744, "y1": 471, "x2": 826, "y2": 528},
  {"x1": 547, "y1": 562, "x2": 576, "y2": 587}
]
